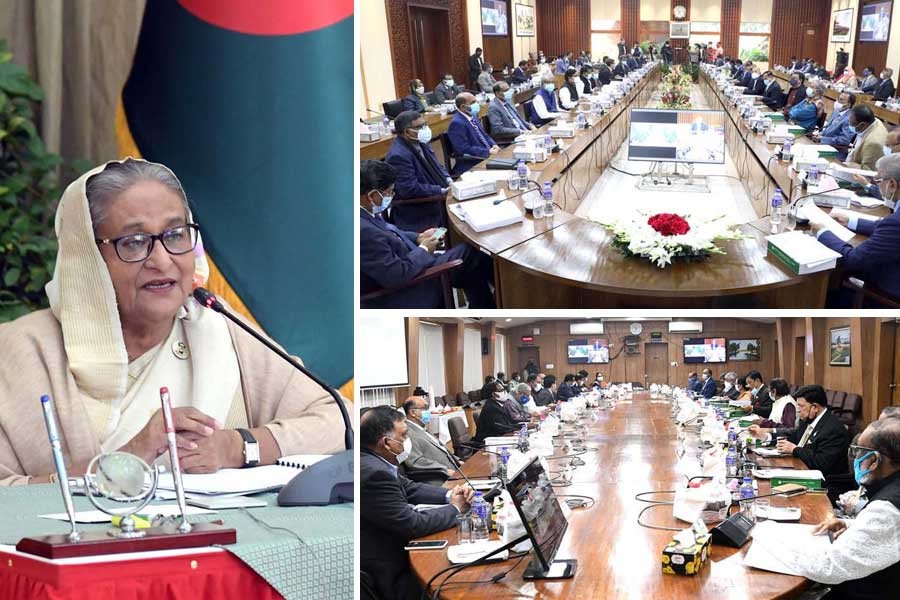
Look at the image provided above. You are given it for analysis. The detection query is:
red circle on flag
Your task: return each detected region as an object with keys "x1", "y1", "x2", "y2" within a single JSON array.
[{"x1": 179, "y1": 0, "x2": 353, "y2": 35}]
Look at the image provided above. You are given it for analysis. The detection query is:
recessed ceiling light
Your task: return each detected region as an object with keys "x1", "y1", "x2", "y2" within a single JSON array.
[{"x1": 505, "y1": 318, "x2": 512, "y2": 322}]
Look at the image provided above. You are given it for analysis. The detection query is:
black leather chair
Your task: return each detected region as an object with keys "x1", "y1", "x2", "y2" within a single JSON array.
[
  {"x1": 382, "y1": 99, "x2": 403, "y2": 119},
  {"x1": 361, "y1": 259, "x2": 463, "y2": 308},
  {"x1": 448, "y1": 418, "x2": 474, "y2": 461}
]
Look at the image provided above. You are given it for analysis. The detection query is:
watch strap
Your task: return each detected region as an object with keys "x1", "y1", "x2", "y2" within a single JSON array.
[{"x1": 236, "y1": 428, "x2": 259, "y2": 467}]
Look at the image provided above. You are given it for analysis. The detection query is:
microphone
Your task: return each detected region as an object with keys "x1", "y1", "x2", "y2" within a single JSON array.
[
  {"x1": 366, "y1": 108, "x2": 387, "y2": 118},
  {"x1": 492, "y1": 421, "x2": 529, "y2": 433},
  {"x1": 192, "y1": 288, "x2": 353, "y2": 506}
]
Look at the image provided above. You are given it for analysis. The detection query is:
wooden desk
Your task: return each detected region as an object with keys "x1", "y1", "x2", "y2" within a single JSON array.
[{"x1": 409, "y1": 393, "x2": 833, "y2": 599}]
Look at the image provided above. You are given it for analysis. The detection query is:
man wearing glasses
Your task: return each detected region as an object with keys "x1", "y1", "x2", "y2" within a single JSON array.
[{"x1": 753, "y1": 417, "x2": 900, "y2": 598}]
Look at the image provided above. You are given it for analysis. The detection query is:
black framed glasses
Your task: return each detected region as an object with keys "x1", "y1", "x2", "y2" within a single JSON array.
[
  {"x1": 848, "y1": 444, "x2": 878, "y2": 460},
  {"x1": 96, "y1": 223, "x2": 199, "y2": 263}
]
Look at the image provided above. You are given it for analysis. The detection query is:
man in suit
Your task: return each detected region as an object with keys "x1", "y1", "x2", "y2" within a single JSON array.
[
  {"x1": 359, "y1": 160, "x2": 495, "y2": 308},
  {"x1": 477, "y1": 63, "x2": 496, "y2": 94},
  {"x1": 766, "y1": 386, "x2": 851, "y2": 477},
  {"x1": 487, "y1": 81, "x2": 535, "y2": 145},
  {"x1": 788, "y1": 56, "x2": 801, "y2": 71},
  {"x1": 760, "y1": 72, "x2": 786, "y2": 108},
  {"x1": 556, "y1": 374, "x2": 577, "y2": 401},
  {"x1": 872, "y1": 68, "x2": 895, "y2": 101},
  {"x1": 811, "y1": 91, "x2": 856, "y2": 156},
  {"x1": 625, "y1": 53, "x2": 638, "y2": 71},
  {"x1": 617, "y1": 38, "x2": 627, "y2": 58},
  {"x1": 744, "y1": 67, "x2": 766, "y2": 95},
  {"x1": 474, "y1": 387, "x2": 527, "y2": 442},
  {"x1": 433, "y1": 73, "x2": 458, "y2": 104},
  {"x1": 781, "y1": 73, "x2": 807, "y2": 117},
  {"x1": 361, "y1": 406, "x2": 473, "y2": 600},
  {"x1": 597, "y1": 57, "x2": 613, "y2": 85},
  {"x1": 699, "y1": 368, "x2": 717, "y2": 399},
  {"x1": 859, "y1": 66, "x2": 879, "y2": 92},
  {"x1": 844, "y1": 104, "x2": 888, "y2": 172},
  {"x1": 613, "y1": 56, "x2": 628, "y2": 79},
  {"x1": 811, "y1": 153, "x2": 900, "y2": 302},
  {"x1": 385, "y1": 110, "x2": 451, "y2": 232},
  {"x1": 402, "y1": 396, "x2": 457, "y2": 483},
  {"x1": 528, "y1": 374, "x2": 554, "y2": 407},
  {"x1": 745, "y1": 370, "x2": 772, "y2": 418},
  {"x1": 511, "y1": 60, "x2": 529, "y2": 84},
  {"x1": 446, "y1": 93, "x2": 499, "y2": 176},
  {"x1": 722, "y1": 372, "x2": 741, "y2": 400},
  {"x1": 731, "y1": 61, "x2": 747, "y2": 83},
  {"x1": 468, "y1": 47, "x2": 484, "y2": 87},
  {"x1": 554, "y1": 54, "x2": 568, "y2": 75},
  {"x1": 662, "y1": 40, "x2": 673, "y2": 65},
  {"x1": 737, "y1": 62, "x2": 754, "y2": 89},
  {"x1": 687, "y1": 371, "x2": 701, "y2": 394}
]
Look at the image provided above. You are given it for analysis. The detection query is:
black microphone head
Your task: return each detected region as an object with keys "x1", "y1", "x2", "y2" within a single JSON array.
[{"x1": 192, "y1": 287, "x2": 223, "y2": 311}]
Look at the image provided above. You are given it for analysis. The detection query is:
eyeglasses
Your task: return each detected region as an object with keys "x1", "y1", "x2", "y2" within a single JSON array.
[
  {"x1": 96, "y1": 223, "x2": 199, "y2": 263},
  {"x1": 848, "y1": 444, "x2": 878, "y2": 460}
]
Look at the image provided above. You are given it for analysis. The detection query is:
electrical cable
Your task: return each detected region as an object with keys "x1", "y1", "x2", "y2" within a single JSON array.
[
  {"x1": 636, "y1": 502, "x2": 684, "y2": 532},
  {"x1": 421, "y1": 534, "x2": 529, "y2": 600},
  {"x1": 634, "y1": 490, "x2": 676, "y2": 504},
  {"x1": 557, "y1": 494, "x2": 596, "y2": 509},
  {"x1": 436, "y1": 553, "x2": 530, "y2": 590}
]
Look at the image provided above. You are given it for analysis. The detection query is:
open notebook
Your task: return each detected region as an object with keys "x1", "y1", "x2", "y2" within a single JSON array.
[{"x1": 157, "y1": 455, "x2": 329, "y2": 496}]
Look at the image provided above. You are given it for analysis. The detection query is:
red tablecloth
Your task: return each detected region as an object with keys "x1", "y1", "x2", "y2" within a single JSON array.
[{"x1": 0, "y1": 547, "x2": 283, "y2": 600}]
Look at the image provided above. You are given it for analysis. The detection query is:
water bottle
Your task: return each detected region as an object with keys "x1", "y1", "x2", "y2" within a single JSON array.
[
  {"x1": 544, "y1": 133, "x2": 553, "y2": 149},
  {"x1": 498, "y1": 446, "x2": 510, "y2": 482},
  {"x1": 556, "y1": 402, "x2": 562, "y2": 418},
  {"x1": 517, "y1": 160, "x2": 528, "y2": 193},
  {"x1": 543, "y1": 181, "x2": 554, "y2": 218},
  {"x1": 782, "y1": 137, "x2": 793, "y2": 160},
  {"x1": 517, "y1": 423, "x2": 530, "y2": 453},
  {"x1": 576, "y1": 111, "x2": 586, "y2": 129},
  {"x1": 726, "y1": 446, "x2": 738, "y2": 477},
  {"x1": 381, "y1": 116, "x2": 391, "y2": 136},
  {"x1": 728, "y1": 428, "x2": 738, "y2": 446},
  {"x1": 770, "y1": 188, "x2": 783, "y2": 229},
  {"x1": 808, "y1": 162, "x2": 820, "y2": 186},
  {"x1": 470, "y1": 492, "x2": 490, "y2": 541},
  {"x1": 739, "y1": 476, "x2": 755, "y2": 517}
]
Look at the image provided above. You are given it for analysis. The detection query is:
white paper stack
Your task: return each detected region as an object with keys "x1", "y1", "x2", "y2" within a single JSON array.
[
  {"x1": 449, "y1": 194, "x2": 524, "y2": 232},
  {"x1": 831, "y1": 207, "x2": 880, "y2": 223},
  {"x1": 766, "y1": 231, "x2": 842, "y2": 274}
]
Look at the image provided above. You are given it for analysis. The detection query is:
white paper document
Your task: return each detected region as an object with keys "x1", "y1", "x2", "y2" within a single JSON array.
[
  {"x1": 751, "y1": 447, "x2": 786, "y2": 457},
  {"x1": 40, "y1": 504, "x2": 214, "y2": 523},
  {"x1": 797, "y1": 204, "x2": 856, "y2": 242},
  {"x1": 460, "y1": 170, "x2": 516, "y2": 183},
  {"x1": 449, "y1": 193, "x2": 524, "y2": 232},
  {"x1": 753, "y1": 469, "x2": 825, "y2": 481},
  {"x1": 831, "y1": 207, "x2": 880, "y2": 222},
  {"x1": 850, "y1": 196, "x2": 884, "y2": 208},
  {"x1": 744, "y1": 521, "x2": 831, "y2": 576},
  {"x1": 158, "y1": 465, "x2": 301, "y2": 495}
]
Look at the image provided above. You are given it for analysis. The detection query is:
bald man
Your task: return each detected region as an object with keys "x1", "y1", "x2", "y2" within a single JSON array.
[{"x1": 401, "y1": 396, "x2": 458, "y2": 483}]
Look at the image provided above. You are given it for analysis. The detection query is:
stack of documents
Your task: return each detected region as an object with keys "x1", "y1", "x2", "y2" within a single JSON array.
[
  {"x1": 449, "y1": 193, "x2": 524, "y2": 232},
  {"x1": 766, "y1": 230, "x2": 842, "y2": 274},
  {"x1": 157, "y1": 465, "x2": 303, "y2": 498},
  {"x1": 743, "y1": 522, "x2": 830, "y2": 576}
]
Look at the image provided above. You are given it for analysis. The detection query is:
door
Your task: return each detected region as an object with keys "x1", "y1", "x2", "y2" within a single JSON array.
[
  {"x1": 408, "y1": 5, "x2": 452, "y2": 88},
  {"x1": 800, "y1": 24, "x2": 820, "y2": 63},
  {"x1": 794, "y1": 337, "x2": 806, "y2": 386},
  {"x1": 518, "y1": 346, "x2": 540, "y2": 374},
  {"x1": 645, "y1": 343, "x2": 669, "y2": 387}
]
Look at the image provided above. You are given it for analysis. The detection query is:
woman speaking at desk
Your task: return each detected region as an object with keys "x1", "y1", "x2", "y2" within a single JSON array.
[{"x1": 0, "y1": 159, "x2": 346, "y2": 485}]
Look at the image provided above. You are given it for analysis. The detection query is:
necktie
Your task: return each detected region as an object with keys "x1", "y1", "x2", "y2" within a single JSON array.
[
  {"x1": 413, "y1": 143, "x2": 446, "y2": 186},
  {"x1": 467, "y1": 115, "x2": 491, "y2": 149},
  {"x1": 505, "y1": 102, "x2": 527, "y2": 130},
  {"x1": 798, "y1": 417, "x2": 817, "y2": 447}
]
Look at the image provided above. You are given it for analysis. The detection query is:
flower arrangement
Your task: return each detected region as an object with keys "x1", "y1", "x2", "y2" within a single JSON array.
[
  {"x1": 658, "y1": 65, "x2": 693, "y2": 109},
  {"x1": 596, "y1": 211, "x2": 747, "y2": 268}
]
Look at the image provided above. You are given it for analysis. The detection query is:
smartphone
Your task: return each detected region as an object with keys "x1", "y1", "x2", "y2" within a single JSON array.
[
  {"x1": 404, "y1": 540, "x2": 448, "y2": 550},
  {"x1": 431, "y1": 227, "x2": 447, "y2": 240}
]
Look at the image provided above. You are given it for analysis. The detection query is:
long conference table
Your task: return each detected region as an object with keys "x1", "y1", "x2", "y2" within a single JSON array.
[
  {"x1": 428, "y1": 66, "x2": 888, "y2": 308},
  {"x1": 410, "y1": 392, "x2": 834, "y2": 599}
]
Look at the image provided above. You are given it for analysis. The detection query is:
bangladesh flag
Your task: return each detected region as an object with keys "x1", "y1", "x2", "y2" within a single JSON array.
[{"x1": 119, "y1": 0, "x2": 354, "y2": 387}]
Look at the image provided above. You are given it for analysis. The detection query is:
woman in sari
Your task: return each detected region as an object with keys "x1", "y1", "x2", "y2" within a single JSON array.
[{"x1": 0, "y1": 158, "x2": 347, "y2": 485}]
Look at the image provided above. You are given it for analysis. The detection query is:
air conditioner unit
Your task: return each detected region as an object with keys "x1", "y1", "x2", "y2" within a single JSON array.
[
  {"x1": 668, "y1": 321, "x2": 703, "y2": 333},
  {"x1": 570, "y1": 322, "x2": 604, "y2": 335}
]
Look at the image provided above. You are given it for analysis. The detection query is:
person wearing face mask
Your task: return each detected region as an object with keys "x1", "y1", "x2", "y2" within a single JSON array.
[
  {"x1": 613, "y1": 55, "x2": 629, "y2": 79},
  {"x1": 433, "y1": 73, "x2": 458, "y2": 104},
  {"x1": 474, "y1": 384, "x2": 528, "y2": 442},
  {"x1": 812, "y1": 91, "x2": 857, "y2": 153},
  {"x1": 511, "y1": 59, "x2": 530, "y2": 84},
  {"x1": 531, "y1": 73, "x2": 566, "y2": 126},
  {"x1": 592, "y1": 372, "x2": 608, "y2": 390},
  {"x1": 789, "y1": 83, "x2": 825, "y2": 132},
  {"x1": 859, "y1": 66, "x2": 879, "y2": 93},
  {"x1": 597, "y1": 57, "x2": 613, "y2": 85},
  {"x1": 781, "y1": 72, "x2": 808, "y2": 117},
  {"x1": 537, "y1": 374, "x2": 558, "y2": 406},
  {"x1": 662, "y1": 40, "x2": 673, "y2": 66},
  {"x1": 810, "y1": 153, "x2": 900, "y2": 303},
  {"x1": 721, "y1": 372, "x2": 740, "y2": 400},
  {"x1": 558, "y1": 67, "x2": 581, "y2": 110},
  {"x1": 446, "y1": 92, "x2": 500, "y2": 176},
  {"x1": 756, "y1": 385, "x2": 850, "y2": 476},
  {"x1": 514, "y1": 382, "x2": 543, "y2": 416},
  {"x1": 752, "y1": 417, "x2": 900, "y2": 600},
  {"x1": 401, "y1": 396, "x2": 458, "y2": 482},
  {"x1": 743, "y1": 68, "x2": 766, "y2": 95},
  {"x1": 359, "y1": 160, "x2": 496, "y2": 308},
  {"x1": 579, "y1": 65, "x2": 597, "y2": 94},
  {"x1": 487, "y1": 81, "x2": 535, "y2": 145},
  {"x1": 748, "y1": 378, "x2": 797, "y2": 432},
  {"x1": 477, "y1": 62, "x2": 497, "y2": 94},
  {"x1": 401, "y1": 79, "x2": 429, "y2": 113},
  {"x1": 699, "y1": 368, "x2": 717, "y2": 399},
  {"x1": 557, "y1": 373, "x2": 577, "y2": 401},
  {"x1": 835, "y1": 65, "x2": 859, "y2": 88},
  {"x1": 843, "y1": 104, "x2": 888, "y2": 172},
  {"x1": 872, "y1": 67, "x2": 895, "y2": 101},
  {"x1": 385, "y1": 110, "x2": 452, "y2": 232},
  {"x1": 468, "y1": 47, "x2": 485, "y2": 88},
  {"x1": 737, "y1": 61, "x2": 754, "y2": 89},
  {"x1": 361, "y1": 406, "x2": 474, "y2": 600},
  {"x1": 852, "y1": 128, "x2": 900, "y2": 200},
  {"x1": 760, "y1": 71, "x2": 786, "y2": 109},
  {"x1": 742, "y1": 370, "x2": 772, "y2": 418}
]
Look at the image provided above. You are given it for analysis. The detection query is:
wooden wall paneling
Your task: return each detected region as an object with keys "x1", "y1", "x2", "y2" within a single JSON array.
[
  {"x1": 770, "y1": 0, "x2": 830, "y2": 67},
  {"x1": 387, "y1": 0, "x2": 469, "y2": 103},
  {"x1": 669, "y1": 0, "x2": 691, "y2": 63},
  {"x1": 621, "y1": 0, "x2": 641, "y2": 47},
  {"x1": 397, "y1": 317, "x2": 421, "y2": 404},
  {"x1": 805, "y1": 317, "x2": 827, "y2": 386},
  {"x1": 720, "y1": 0, "x2": 742, "y2": 59},
  {"x1": 442, "y1": 321, "x2": 465, "y2": 397},
  {"x1": 824, "y1": 317, "x2": 856, "y2": 394},
  {"x1": 776, "y1": 317, "x2": 789, "y2": 381},
  {"x1": 893, "y1": 321, "x2": 900, "y2": 406},
  {"x1": 537, "y1": 0, "x2": 591, "y2": 58},
  {"x1": 866, "y1": 319, "x2": 895, "y2": 424},
  {"x1": 481, "y1": 322, "x2": 497, "y2": 381},
  {"x1": 852, "y1": 0, "x2": 891, "y2": 74}
]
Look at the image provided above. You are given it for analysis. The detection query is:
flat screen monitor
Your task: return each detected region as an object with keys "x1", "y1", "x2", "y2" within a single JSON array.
[
  {"x1": 628, "y1": 109, "x2": 726, "y2": 164},
  {"x1": 481, "y1": 0, "x2": 508, "y2": 36},
  {"x1": 507, "y1": 457, "x2": 574, "y2": 578},
  {"x1": 567, "y1": 338, "x2": 609, "y2": 364},
  {"x1": 859, "y1": 1, "x2": 892, "y2": 42},
  {"x1": 683, "y1": 337, "x2": 727, "y2": 364}
]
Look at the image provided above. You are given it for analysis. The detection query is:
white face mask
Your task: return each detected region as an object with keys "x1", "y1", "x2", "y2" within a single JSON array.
[
  {"x1": 535, "y1": 384, "x2": 543, "y2": 391},
  {"x1": 387, "y1": 436, "x2": 412, "y2": 464},
  {"x1": 445, "y1": 79, "x2": 454, "y2": 87},
  {"x1": 834, "y1": 101, "x2": 844, "y2": 112},
  {"x1": 724, "y1": 382, "x2": 733, "y2": 391},
  {"x1": 415, "y1": 86, "x2": 425, "y2": 94}
]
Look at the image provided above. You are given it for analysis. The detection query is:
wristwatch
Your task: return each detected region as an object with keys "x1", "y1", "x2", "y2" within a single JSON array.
[{"x1": 236, "y1": 428, "x2": 259, "y2": 468}]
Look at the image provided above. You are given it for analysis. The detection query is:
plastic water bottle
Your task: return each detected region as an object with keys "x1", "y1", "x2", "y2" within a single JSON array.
[
  {"x1": 544, "y1": 133, "x2": 553, "y2": 149},
  {"x1": 770, "y1": 188, "x2": 783, "y2": 229},
  {"x1": 498, "y1": 446, "x2": 510, "y2": 482},
  {"x1": 576, "y1": 111, "x2": 587, "y2": 129},
  {"x1": 542, "y1": 181, "x2": 554, "y2": 218},
  {"x1": 381, "y1": 116, "x2": 391, "y2": 136},
  {"x1": 556, "y1": 402, "x2": 562, "y2": 417},
  {"x1": 517, "y1": 423, "x2": 530, "y2": 453},
  {"x1": 470, "y1": 492, "x2": 490, "y2": 541},
  {"x1": 739, "y1": 476, "x2": 755, "y2": 516},
  {"x1": 782, "y1": 137, "x2": 793, "y2": 160},
  {"x1": 808, "y1": 162, "x2": 820, "y2": 186},
  {"x1": 726, "y1": 446, "x2": 738, "y2": 477},
  {"x1": 517, "y1": 160, "x2": 528, "y2": 192}
]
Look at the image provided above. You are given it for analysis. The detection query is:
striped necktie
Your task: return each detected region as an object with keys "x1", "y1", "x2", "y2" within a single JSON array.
[{"x1": 466, "y1": 115, "x2": 491, "y2": 149}]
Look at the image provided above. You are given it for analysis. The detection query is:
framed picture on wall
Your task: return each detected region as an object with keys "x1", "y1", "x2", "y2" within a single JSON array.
[
  {"x1": 727, "y1": 339, "x2": 761, "y2": 361},
  {"x1": 832, "y1": 8, "x2": 854, "y2": 43},
  {"x1": 670, "y1": 22, "x2": 691, "y2": 39},
  {"x1": 829, "y1": 326, "x2": 852, "y2": 366},
  {"x1": 515, "y1": 3, "x2": 535, "y2": 37}
]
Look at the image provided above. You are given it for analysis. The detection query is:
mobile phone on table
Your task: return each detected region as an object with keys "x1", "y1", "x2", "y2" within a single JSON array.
[{"x1": 404, "y1": 540, "x2": 448, "y2": 550}]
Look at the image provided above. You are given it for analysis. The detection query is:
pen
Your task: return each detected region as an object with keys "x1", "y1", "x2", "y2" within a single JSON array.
[
  {"x1": 40, "y1": 395, "x2": 80, "y2": 542},
  {"x1": 159, "y1": 387, "x2": 192, "y2": 533}
]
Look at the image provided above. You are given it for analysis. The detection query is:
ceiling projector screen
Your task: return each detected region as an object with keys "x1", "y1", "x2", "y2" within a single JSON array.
[{"x1": 359, "y1": 314, "x2": 409, "y2": 388}]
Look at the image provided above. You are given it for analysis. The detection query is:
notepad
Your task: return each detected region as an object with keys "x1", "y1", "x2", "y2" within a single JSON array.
[
  {"x1": 275, "y1": 454, "x2": 330, "y2": 469},
  {"x1": 449, "y1": 193, "x2": 524, "y2": 232},
  {"x1": 796, "y1": 204, "x2": 856, "y2": 242},
  {"x1": 850, "y1": 195, "x2": 884, "y2": 208},
  {"x1": 831, "y1": 207, "x2": 880, "y2": 223},
  {"x1": 766, "y1": 230, "x2": 842, "y2": 274},
  {"x1": 157, "y1": 465, "x2": 302, "y2": 496},
  {"x1": 743, "y1": 521, "x2": 830, "y2": 576}
]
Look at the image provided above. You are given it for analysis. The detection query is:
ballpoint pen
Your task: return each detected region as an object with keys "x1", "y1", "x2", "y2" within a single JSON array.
[
  {"x1": 159, "y1": 387, "x2": 192, "y2": 533},
  {"x1": 40, "y1": 395, "x2": 80, "y2": 542}
]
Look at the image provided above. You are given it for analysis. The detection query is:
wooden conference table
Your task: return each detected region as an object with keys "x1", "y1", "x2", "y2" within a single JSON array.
[
  {"x1": 410, "y1": 393, "x2": 833, "y2": 599},
  {"x1": 439, "y1": 66, "x2": 888, "y2": 308}
]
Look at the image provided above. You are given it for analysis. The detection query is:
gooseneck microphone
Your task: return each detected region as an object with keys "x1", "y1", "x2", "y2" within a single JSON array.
[{"x1": 192, "y1": 287, "x2": 353, "y2": 451}]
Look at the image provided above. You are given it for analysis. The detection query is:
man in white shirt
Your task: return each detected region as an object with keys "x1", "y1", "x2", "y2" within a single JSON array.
[
  {"x1": 754, "y1": 417, "x2": 900, "y2": 599},
  {"x1": 531, "y1": 73, "x2": 567, "y2": 125}
]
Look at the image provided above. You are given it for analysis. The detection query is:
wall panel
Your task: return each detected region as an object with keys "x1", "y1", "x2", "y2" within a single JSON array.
[{"x1": 538, "y1": 0, "x2": 591, "y2": 56}]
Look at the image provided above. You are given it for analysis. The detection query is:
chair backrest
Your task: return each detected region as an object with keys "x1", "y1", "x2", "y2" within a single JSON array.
[
  {"x1": 447, "y1": 418, "x2": 473, "y2": 460},
  {"x1": 438, "y1": 133, "x2": 455, "y2": 172},
  {"x1": 473, "y1": 408, "x2": 482, "y2": 424},
  {"x1": 425, "y1": 91, "x2": 437, "y2": 106},
  {"x1": 468, "y1": 390, "x2": 480, "y2": 405},
  {"x1": 456, "y1": 392, "x2": 469, "y2": 406},
  {"x1": 825, "y1": 389, "x2": 836, "y2": 407},
  {"x1": 382, "y1": 99, "x2": 403, "y2": 119},
  {"x1": 523, "y1": 99, "x2": 536, "y2": 124},
  {"x1": 831, "y1": 390, "x2": 847, "y2": 410},
  {"x1": 842, "y1": 393, "x2": 861, "y2": 415}
]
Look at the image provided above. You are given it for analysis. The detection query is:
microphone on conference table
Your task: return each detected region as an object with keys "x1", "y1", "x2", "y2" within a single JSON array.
[
  {"x1": 191, "y1": 287, "x2": 353, "y2": 507},
  {"x1": 366, "y1": 108, "x2": 387, "y2": 118}
]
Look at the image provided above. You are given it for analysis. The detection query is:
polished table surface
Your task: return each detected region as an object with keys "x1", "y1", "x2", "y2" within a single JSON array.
[{"x1": 410, "y1": 393, "x2": 834, "y2": 599}]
